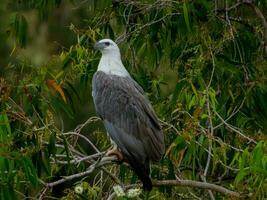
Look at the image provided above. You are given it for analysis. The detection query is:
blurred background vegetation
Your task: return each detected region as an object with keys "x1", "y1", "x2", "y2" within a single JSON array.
[{"x1": 0, "y1": 0, "x2": 267, "y2": 199}]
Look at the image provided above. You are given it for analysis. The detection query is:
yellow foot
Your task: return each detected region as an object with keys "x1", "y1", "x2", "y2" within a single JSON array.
[{"x1": 106, "y1": 148, "x2": 124, "y2": 161}]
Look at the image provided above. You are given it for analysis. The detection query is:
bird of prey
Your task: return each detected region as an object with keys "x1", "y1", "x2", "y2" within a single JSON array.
[{"x1": 92, "y1": 39, "x2": 165, "y2": 191}]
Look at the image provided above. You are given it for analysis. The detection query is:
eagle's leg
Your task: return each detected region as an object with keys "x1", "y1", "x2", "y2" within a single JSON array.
[{"x1": 106, "y1": 138, "x2": 124, "y2": 162}]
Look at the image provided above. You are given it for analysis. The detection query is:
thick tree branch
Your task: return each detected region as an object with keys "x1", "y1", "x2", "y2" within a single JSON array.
[
  {"x1": 152, "y1": 179, "x2": 240, "y2": 198},
  {"x1": 108, "y1": 179, "x2": 240, "y2": 199}
]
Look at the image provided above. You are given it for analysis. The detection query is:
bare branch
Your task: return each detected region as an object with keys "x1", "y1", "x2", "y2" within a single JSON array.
[
  {"x1": 42, "y1": 152, "x2": 240, "y2": 199},
  {"x1": 116, "y1": 12, "x2": 181, "y2": 44},
  {"x1": 63, "y1": 132, "x2": 100, "y2": 153},
  {"x1": 44, "y1": 156, "x2": 117, "y2": 187},
  {"x1": 108, "y1": 179, "x2": 240, "y2": 199},
  {"x1": 152, "y1": 179, "x2": 240, "y2": 198},
  {"x1": 50, "y1": 152, "x2": 104, "y2": 165}
]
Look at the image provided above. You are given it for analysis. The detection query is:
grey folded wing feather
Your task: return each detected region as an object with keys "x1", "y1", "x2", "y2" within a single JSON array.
[{"x1": 92, "y1": 71, "x2": 165, "y2": 162}]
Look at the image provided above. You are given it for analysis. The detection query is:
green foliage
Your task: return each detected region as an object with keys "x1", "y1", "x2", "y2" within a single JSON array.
[
  {"x1": 0, "y1": 0, "x2": 267, "y2": 199},
  {"x1": 0, "y1": 114, "x2": 38, "y2": 200},
  {"x1": 10, "y1": 13, "x2": 28, "y2": 48},
  {"x1": 61, "y1": 182, "x2": 101, "y2": 200}
]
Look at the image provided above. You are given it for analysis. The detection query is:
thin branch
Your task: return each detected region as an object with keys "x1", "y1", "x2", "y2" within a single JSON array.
[
  {"x1": 216, "y1": 0, "x2": 267, "y2": 56},
  {"x1": 245, "y1": 1, "x2": 267, "y2": 56},
  {"x1": 44, "y1": 156, "x2": 117, "y2": 187},
  {"x1": 74, "y1": 117, "x2": 100, "y2": 133},
  {"x1": 214, "y1": 97, "x2": 246, "y2": 130},
  {"x1": 101, "y1": 166, "x2": 121, "y2": 185},
  {"x1": 38, "y1": 186, "x2": 48, "y2": 200},
  {"x1": 72, "y1": 117, "x2": 100, "y2": 147},
  {"x1": 63, "y1": 132, "x2": 100, "y2": 153},
  {"x1": 116, "y1": 12, "x2": 181, "y2": 44},
  {"x1": 225, "y1": 0, "x2": 235, "y2": 38},
  {"x1": 215, "y1": 111, "x2": 256, "y2": 144},
  {"x1": 50, "y1": 152, "x2": 104, "y2": 164},
  {"x1": 107, "y1": 191, "x2": 116, "y2": 200}
]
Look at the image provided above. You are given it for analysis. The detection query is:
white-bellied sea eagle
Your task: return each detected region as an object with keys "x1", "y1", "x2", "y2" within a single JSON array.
[{"x1": 92, "y1": 39, "x2": 165, "y2": 191}]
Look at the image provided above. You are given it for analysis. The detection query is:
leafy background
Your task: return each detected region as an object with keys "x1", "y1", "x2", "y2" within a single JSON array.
[{"x1": 0, "y1": 0, "x2": 267, "y2": 199}]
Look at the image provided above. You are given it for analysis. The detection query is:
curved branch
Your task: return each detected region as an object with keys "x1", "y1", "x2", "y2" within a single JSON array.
[
  {"x1": 108, "y1": 179, "x2": 240, "y2": 200},
  {"x1": 152, "y1": 179, "x2": 240, "y2": 198}
]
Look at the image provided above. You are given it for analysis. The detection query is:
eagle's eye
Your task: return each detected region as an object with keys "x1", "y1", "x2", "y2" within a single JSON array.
[{"x1": 104, "y1": 42, "x2": 110, "y2": 46}]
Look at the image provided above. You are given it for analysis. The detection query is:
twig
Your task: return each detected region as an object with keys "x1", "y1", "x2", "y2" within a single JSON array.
[
  {"x1": 116, "y1": 12, "x2": 181, "y2": 43},
  {"x1": 107, "y1": 192, "x2": 116, "y2": 200},
  {"x1": 63, "y1": 132, "x2": 100, "y2": 153},
  {"x1": 216, "y1": 0, "x2": 267, "y2": 56},
  {"x1": 42, "y1": 140, "x2": 87, "y2": 158},
  {"x1": 101, "y1": 166, "x2": 121, "y2": 185},
  {"x1": 225, "y1": 0, "x2": 235, "y2": 38},
  {"x1": 72, "y1": 117, "x2": 100, "y2": 147},
  {"x1": 38, "y1": 186, "x2": 48, "y2": 200},
  {"x1": 74, "y1": 117, "x2": 100, "y2": 133},
  {"x1": 244, "y1": 1, "x2": 267, "y2": 56},
  {"x1": 215, "y1": 111, "x2": 256, "y2": 144},
  {"x1": 214, "y1": 97, "x2": 246, "y2": 130},
  {"x1": 50, "y1": 152, "x2": 104, "y2": 164}
]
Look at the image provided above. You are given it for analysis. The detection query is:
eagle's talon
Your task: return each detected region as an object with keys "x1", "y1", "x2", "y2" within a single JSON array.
[{"x1": 106, "y1": 148, "x2": 124, "y2": 162}]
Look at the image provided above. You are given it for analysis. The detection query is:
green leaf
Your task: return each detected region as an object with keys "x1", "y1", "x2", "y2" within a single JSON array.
[
  {"x1": 0, "y1": 114, "x2": 12, "y2": 145},
  {"x1": 21, "y1": 157, "x2": 38, "y2": 187},
  {"x1": 48, "y1": 132, "x2": 56, "y2": 156},
  {"x1": 0, "y1": 114, "x2": 10, "y2": 133},
  {"x1": 171, "y1": 80, "x2": 187, "y2": 105},
  {"x1": 13, "y1": 13, "x2": 28, "y2": 48},
  {"x1": 183, "y1": 1, "x2": 191, "y2": 32},
  {"x1": 174, "y1": 135, "x2": 187, "y2": 152}
]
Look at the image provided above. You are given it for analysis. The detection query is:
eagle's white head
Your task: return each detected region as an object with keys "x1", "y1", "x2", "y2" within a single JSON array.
[
  {"x1": 94, "y1": 39, "x2": 120, "y2": 55},
  {"x1": 94, "y1": 39, "x2": 130, "y2": 77}
]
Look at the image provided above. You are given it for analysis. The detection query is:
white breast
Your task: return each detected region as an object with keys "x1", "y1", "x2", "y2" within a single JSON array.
[{"x1": 97, "y1": 53, "x2": 130, "y2": 77}]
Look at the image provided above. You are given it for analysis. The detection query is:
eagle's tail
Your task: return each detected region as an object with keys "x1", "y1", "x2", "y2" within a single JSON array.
[{"x1": 127, "y1": 156, "x2": 152, "y2": 191}]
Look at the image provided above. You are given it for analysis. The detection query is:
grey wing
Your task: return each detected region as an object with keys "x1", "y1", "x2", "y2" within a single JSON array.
[{"x1": 92, "y1": 71, "x2": 165, "y2": 162}]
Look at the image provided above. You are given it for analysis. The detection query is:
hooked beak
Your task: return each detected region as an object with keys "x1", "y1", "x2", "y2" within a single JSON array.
[{"x1": 94, "y1": 42, "x2": 105, "y2": 50}]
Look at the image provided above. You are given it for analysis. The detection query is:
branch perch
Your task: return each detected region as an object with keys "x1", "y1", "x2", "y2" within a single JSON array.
[
  {"x1": 42, "y1": 155, "x2": 240, "y2": 198},
  {"x1": 39, "y1": 117, "x2": 240, "y2": 199}
]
